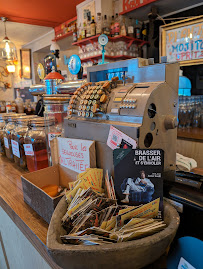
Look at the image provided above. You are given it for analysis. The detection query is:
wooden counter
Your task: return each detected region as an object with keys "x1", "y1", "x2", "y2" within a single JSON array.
[
  {"x1": 177, "y1": 127, "x2": 203, "y2": 141},
  {"x1": 0, "y1": 156, "x2": 61, "y2": 269},
  {"x1": 0, "y1": 156, "x2": 167, "y2": 269}
]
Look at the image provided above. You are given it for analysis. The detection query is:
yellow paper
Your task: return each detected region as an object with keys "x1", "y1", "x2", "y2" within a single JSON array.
[{"x1": 118, "y1": 198, "x2": 160, "y2": 227}]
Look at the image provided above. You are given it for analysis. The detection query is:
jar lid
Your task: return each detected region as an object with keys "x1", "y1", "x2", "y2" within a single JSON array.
[
  {"x1": 16, "y1": 115, "x2": 39, "y2": 124},
  {"x1": 7, "y1": 113, "x2": 27, "y2": 122},
  {"x1": 0, "y1": 113, "x2": 14, "y2": 120},
  {"x1": 30, "y1": 117, "x2": 55, "y2": 127},
  {"x1": 43, "y1": 94, "x2": 70, "y2": 102}
]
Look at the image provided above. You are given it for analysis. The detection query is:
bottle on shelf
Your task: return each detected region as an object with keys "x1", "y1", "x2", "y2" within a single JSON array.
[
  {"x1": 90, "y1": 16, "x2": 96, "y2": 36},
  {"x1": 110, "y1": 16, "x2": 115, "y2": 37},
  {"x1": 15, "y1": 89, "x2": 24, "y2": 113},
  {"x1": 73, "y1": 23, "x2": 77, "y2": 42},
  {"x1": 78, "y1": 23, "x2": 82, "y2": 41},
  {"x1": 82, "y1": 22, "x2": 87, "y2": 39},
  {"x1": 114, "y1": 13, "x2": 120, "y2": 36},
  {"x1": 120, "y1": 17, "x2": 127, "y2": 36},
  {"x1": 102, "y1": 15, "x2": 110, "y2": 36},
  {"x1": 141, "y1": 22, "x2": 147, "y2": 41},
  {"x1": 135, "y1": 19, "x2": 141, "y2": 39},
  {"x1": 86, "y1": 14, "x2": 91, "y2": 38},
  {"x1": 96, "y1": 12, "x2": 102, "y2": 35},
  {"x1": 127, "y1": 18, "x2": 134, "y2": 38}
]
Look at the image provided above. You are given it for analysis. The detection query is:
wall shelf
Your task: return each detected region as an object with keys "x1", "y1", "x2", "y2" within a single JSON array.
[
  {"x1": 54, "y1": 31, "x2": 73, "y2": 42},
  {"x1": 72, "y1": 35, "x2": 149, "y2": 48},
  {"x1": 80, "y1": 54, "x2": 136, "y2": 63}
]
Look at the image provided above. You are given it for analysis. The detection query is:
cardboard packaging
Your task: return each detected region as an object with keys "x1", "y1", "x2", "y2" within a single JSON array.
[
  {"x1": 21, "y1": 137, "x2": 96, "y2": 223},
  {"x1": 21, "y1": 165, "x2": 77, "y2": 223}
]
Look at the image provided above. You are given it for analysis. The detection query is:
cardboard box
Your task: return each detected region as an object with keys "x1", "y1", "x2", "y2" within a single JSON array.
[
  {"x1": 21, "y1": 165, "x2": 78, "y2": 223},
  {"x1": 21, "y1": 137, "x2": 96, "y2": 223}
]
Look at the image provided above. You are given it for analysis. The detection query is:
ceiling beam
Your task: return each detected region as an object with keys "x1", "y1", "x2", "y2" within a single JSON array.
[{"x1": 0, "y1": 14, "x2": 58, "y2": 27}]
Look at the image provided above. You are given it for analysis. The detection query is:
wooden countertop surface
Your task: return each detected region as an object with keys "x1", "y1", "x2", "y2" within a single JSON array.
[
  {"x1": 0, "y1": 156, "x2": 61, "y2": 269},
  {"x1": 177, "y1": 127, "x2": 203, "y2": 141}
]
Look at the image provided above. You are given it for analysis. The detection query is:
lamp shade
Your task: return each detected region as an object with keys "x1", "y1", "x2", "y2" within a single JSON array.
[
  {"x1": 0, "y1": 37, "x2": 17, "y2": 61},
  {"x1": 6, "y1": 64, "x2": 15, "y2": 73}
]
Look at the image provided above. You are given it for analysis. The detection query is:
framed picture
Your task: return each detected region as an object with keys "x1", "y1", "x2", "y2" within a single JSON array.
[
  {"x1": 20, "y1": 49, "x2": 32, "y2": 79},
  {"x1": 160, "y1": 15, "x2": 203, "y2": 66}
]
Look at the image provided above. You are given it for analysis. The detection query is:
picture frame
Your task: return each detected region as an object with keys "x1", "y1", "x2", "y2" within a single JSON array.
[
  {"x1": 20, "y1": 49, "x2": 32, "y2": 79},
  {"x1": 160, "y1": 15, "x2": 203, "y2": 66}
]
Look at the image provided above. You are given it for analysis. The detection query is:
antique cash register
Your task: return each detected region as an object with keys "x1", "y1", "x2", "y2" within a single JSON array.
[{"x1": 64, "y1": 58, "x2": 179, "y2": 182}]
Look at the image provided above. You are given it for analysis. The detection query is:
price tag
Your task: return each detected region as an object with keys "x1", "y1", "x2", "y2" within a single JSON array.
[
  {"x1": 48, "y1": 133, "x2": 62, "y2": 147},
  {"x1": 4, "y1": 137, "x2": 9, "y2": 149},
  {"x1": 23, "y1": 144, "x2": 34, "y2": 156},
  {"x1": 11, "y1": 139, "x2": 20, "y2": 158}
]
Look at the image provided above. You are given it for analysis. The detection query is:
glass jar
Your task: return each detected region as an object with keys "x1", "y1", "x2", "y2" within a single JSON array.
[
  {"x1": 12, "y1": 116, "x2": 38, "y2": 169},
  {"x1": 0, "y1": 113, "x2": 6, "y2": 155},
  {"x1": 3, "y1": 113, "x2": 26, "y2": 161},
  {"x1": 24, "y1": 118, "x2": 49, "y2": 172},
  {"x1": 0, "y1": 101, "x2": 6, "y2": 113},
  {"x1": 43, "y1": 95, "x2": 70, "y2": 165}
]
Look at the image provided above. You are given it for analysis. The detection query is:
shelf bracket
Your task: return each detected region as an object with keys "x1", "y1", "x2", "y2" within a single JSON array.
[{"x1": 127, "y1": 39, "x2": 134, "y2": 49}]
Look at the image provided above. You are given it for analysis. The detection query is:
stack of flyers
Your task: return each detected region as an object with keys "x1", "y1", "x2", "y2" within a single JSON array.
[
  {"x1": 61, "y1": 175, "x2": 166, "y2": 245},
  {"x1": 65, "y1": 168, "x2": 104, "y2": 203},
  {"x1": 105, "y1": 170, "x2": 116, "y2": 199}
]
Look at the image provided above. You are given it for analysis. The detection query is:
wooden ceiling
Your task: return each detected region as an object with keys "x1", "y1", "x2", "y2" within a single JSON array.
[{"x1": 0, "y1": 0, "x2": 84, "y2": 27}]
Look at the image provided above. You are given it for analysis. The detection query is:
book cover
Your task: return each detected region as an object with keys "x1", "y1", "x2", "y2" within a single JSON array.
[{"x1": 113, "y1": 149, "x2": 164, "y2": 219}]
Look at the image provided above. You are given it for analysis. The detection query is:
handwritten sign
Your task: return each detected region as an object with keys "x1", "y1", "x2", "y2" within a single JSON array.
[
  {"x1": 161, "y1": 16, "x2": 203, "y2": 65},
  {"x1": 24, "y1": 144, "x2": 34, "y2": 156},
  {"x1": 11, "y1": 140, "x2": 20, "y2": 158},
  {"x1": 57, "y1": 137, "x2": 96, "y2": 173},
  {"x1": 4, "y1": 137, "x2": 9, "y2": 149}
]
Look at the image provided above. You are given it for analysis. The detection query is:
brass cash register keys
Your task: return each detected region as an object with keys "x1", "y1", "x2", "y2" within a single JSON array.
[{"x1": 100, "y1": 94, "x2": 107, "y2": 103}]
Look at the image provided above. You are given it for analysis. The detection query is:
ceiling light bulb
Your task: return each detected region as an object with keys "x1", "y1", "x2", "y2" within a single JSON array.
[{"x1": 5, "y1": 40, "x2": 11, "y2": 56}]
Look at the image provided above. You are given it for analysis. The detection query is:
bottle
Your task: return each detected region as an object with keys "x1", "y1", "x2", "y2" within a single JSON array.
[
  {"x1": 102, "y1": 15, "x2": 110, "y2": 36},
  {"x1": 6, "y1": 102, "x2": 12, "y2": 113},
  {"x1": 82, "y1": 22, "x2": 86, "y2": 39},
  {"x1": 96, "y1": 13, "x2": 102, "y2": 35},
  {"x1": 15, "y1": 89, "x2": 24, "y2": 113},
  {"x1": 120, "y1": 17, "x2": 127, "y2": 36},
  {"x1": 128, "y1": 18, "x2": 134, "y2": 37},
  {"x1": 141, "y1": 23, "x2": 147, "y2": 41},
  {"x1": 90, "y1": 16, "x2": 96, "y2": 36},
  {"x1": 78, "y1": 23, "x2": 82, "y2": 41},
  {"x1": 86, "y1": 15, "x2": 91, "y2": 38},
  {"x1": 110, "y1": 16, "x2": 115, "y2": 37},
  {"x1": 73, "y1": 23, "x2": 77, "y2": 42},
  {"x1": 114, "y1": 13, "x2": 120, "y2": 36},
  {"x1": 135, "y1": 20, "x2": 141, "y2": 39}
]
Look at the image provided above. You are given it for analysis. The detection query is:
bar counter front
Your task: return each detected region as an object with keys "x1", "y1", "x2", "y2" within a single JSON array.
[{"x1": 0, "y1": 156, "x2": 61, "y2": 269}]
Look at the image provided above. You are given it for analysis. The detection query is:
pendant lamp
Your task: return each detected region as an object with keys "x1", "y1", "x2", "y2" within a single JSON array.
[{"x1": 0, "y1": 17, "x2": 17, "y2": 61}]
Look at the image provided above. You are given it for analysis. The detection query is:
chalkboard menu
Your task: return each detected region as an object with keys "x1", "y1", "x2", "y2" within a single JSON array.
[{"x1": 160, "y1": 16, "x2": 203, "y2": 66}]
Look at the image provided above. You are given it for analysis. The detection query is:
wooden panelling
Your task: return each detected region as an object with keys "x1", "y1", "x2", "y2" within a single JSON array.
[
  {"x1": 177, "y1": 138, "x2": 203, "y2": 168},
  {"x1": 0, "y1": 156, "x2": 61, "y2": 269}
]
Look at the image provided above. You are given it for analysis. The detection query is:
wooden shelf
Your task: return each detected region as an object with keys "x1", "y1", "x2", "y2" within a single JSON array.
[
  {"x1": 53, "y1": 31, "x2": 73, "y2": 42},
  {"x1": 177, "y1": 127, "x2": 203, "y2": 141},
  {"x1": 80, "y1": 54, "x2": 135, "y2": 62},
  {"x1": 72, "y1": 35, "x2": 149, "y2": 47}
]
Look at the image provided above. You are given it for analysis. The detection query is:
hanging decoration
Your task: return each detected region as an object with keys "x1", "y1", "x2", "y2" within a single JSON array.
[{"x1": 0, "y1": 17, "x2": 18, "y2": 61}]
